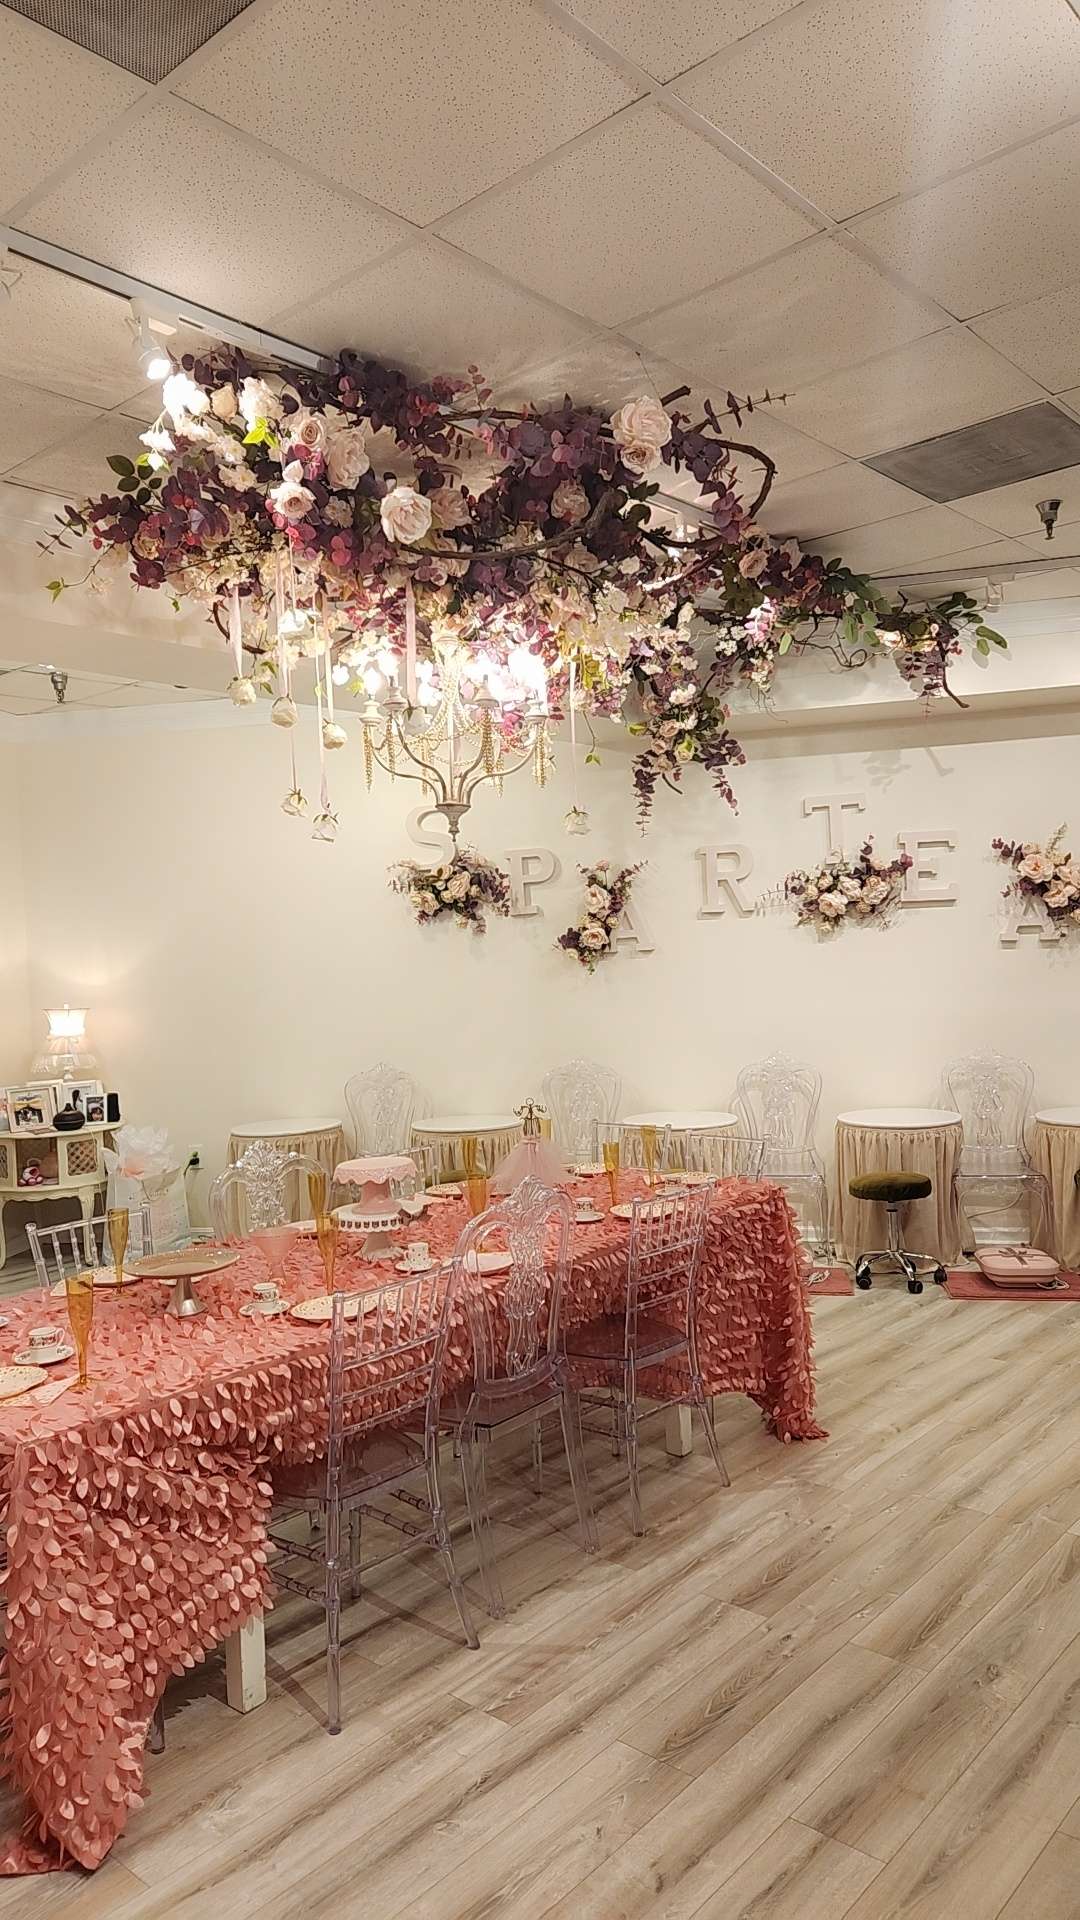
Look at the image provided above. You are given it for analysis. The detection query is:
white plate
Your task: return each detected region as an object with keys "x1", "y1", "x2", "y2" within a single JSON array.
[
  {"x1": 15, "y1": 1345, "x2": 74, "y2": 1367},
  {"x1": 0, "y1": 1364, "x2": 46, "y2": 1398},
  {"x1": 570, "y1": 1162, "x2": 605, "y2": 1176},
  {"x1": 394, "y1": 1259, "x2": 437, "y2": 1275},
  {"x1": 463, "y1": 1251, "x2": 512, "y2": 1275},
  {"x1": 289, "y1": 1292, "x2": 383, "y2": 1323},
  {"x1": 610, "y1": 1202, "x2": 636, "y2": 1220},
  {"x1": 574, "y1": 1210, "x2": 604, "y2": 1224},
  {"x1": 427, "y1": 1184, "x2": 462, "y2": 1199}
]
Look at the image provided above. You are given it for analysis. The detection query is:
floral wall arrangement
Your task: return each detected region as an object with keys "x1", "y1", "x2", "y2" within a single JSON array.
[
  {"x1": 43, "y1": 346, "x2": 1007, "y2": 831},
  {"x1": 558, "y1": 860, "x2": 643, "y2": 971},
  {"x1": 389, "y1": 847, "x2": 509, "y2": 934},
  {"x1": 784, "y1": 838, "x2": 912, "y2": 932},
  {"x1": 992, "y1": 827, "x2": 1080, "y2": 935}
]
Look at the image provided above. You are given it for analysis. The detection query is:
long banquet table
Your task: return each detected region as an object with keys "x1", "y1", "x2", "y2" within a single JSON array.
[{"x1": 0, "y1": 1173, "x2": 820, "y2": 1874}]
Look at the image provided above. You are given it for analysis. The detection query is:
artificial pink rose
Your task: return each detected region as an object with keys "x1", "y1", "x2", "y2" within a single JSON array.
[
  {"x1": 380, "y1": 484, "x2": 432, "y2": 545},
  {"x1": 1020, "y1": 850, "x2": 1054, "y2": 883},
  {"x1": 325, "y1": 427, "x2": 370, "y2": 489},
  {"x1": 610, "y1": 395, "x2": 670, "y2": 457},
  {"x1": 552, "y1": 479, "x2": 588, "y2": 522},
  {"x1": 1045, "y1": 880, "x2": 1075, "y2": 910},
  {"x1": 284, "y1": 410, "x2": 327, "y2": 454},
  {"x1": 430, "y1": 485, "x2": 472, "y2": 529},
  {"x1": 618, "y1": 439, "x2": 663, "y2": 476},
  {"x1": 267, "y1": 460, "x2": 315, "y2": 522},
  {"x1": 580, "y1": 923, "x2": 609, "y2": 951}
]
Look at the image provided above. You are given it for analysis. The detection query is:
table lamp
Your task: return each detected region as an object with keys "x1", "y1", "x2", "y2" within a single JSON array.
[{"x1": 30, "y1": 1005, "x2": 100, "y2": 1082}]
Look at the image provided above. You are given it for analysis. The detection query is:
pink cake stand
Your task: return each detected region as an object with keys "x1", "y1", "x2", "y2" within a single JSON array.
[{"x1": 334, "y1": 1153, "x2": 414, "y2": 1260}]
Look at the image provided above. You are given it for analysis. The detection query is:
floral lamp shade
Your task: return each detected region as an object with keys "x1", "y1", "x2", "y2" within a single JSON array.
[{"x1": 30, "y1": 1005, "x2": 100, "y2": 1081}]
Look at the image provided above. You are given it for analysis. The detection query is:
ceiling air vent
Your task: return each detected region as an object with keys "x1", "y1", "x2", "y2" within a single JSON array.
[
  {"x1": 2, "y1": 0, "x2": 256, "y2": 82},
  {"x1": 864, "y1": 402, "x2": 1080, "y2": 504}
]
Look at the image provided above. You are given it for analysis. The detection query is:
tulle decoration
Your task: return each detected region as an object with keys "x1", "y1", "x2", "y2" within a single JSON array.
[{"x1": 490, "y1": 1135, "x2": 572, "y2": 1193}]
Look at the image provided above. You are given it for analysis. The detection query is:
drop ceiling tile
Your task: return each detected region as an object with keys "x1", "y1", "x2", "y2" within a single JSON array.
[
  {"x1": 1016, "y1": 529, "x2": 1080, "y2": 561},
  {"x1": 439, "y1": 102, "x2": 815, "y2": 327},
  {"x1": 674, "y1": 0, "x2": 1080, "y2": 221},
  {"x1": 0, "y1": 10, "x2": 145, "y2": 211},
  {"x1": 77, "y1": 684, "x2": 220, "y2": 706},
  {"x1": 276, "y1": 244, "x2": 590, "y2": 383},
  {"x1": 176, "y1": 0, "x2": 638, "y2": 225},
  {"x1": 0, "y1": 668, "x2": 125, "y2": 698},
  {"x1": 1001, "y1": 567, "x2": 1080, "y2": 601},
  {"x1": 559, "y1": 0, "x2": 802, "y2": 81},
  {"x1": 0, "y1": 377, "x2": 101, "y2": 474},
  {"x1": 0, "y1": 693, "x2": 51, "y2": 714},
  {"x1": 813, "y1": 504, "x2": 1014, "y2": 573},
  {"x1": 948, "y1": 465, "x2": 1080, "y2": 540},
  {"x1": 780, "y1": 332, "x2": 1043, "y2": 459},
  {"x1": 22, "y1": 100, "x2": 403, "y2": 325},
  {"x1": 630, "y1": 239, "x2": 947, "y2": 394},
  {"x1": 0, "y1": 258, "x2": 149, "y2": 410},
  {"x1": 855, "y1": 123, "x2": 1080, "y2": 319},
  {"x1": 969, "y1": 284, "x2": 1080, "y2": 393},
  {"x1": 7, "y1": 410, "x2": 145, "y2": 498},
  {"x1": 759, "y1": 461, "x2": 930, "y2": 541},
  {"x1": 1057, "y1": 387, "x2": 1080, "y2": 415}
]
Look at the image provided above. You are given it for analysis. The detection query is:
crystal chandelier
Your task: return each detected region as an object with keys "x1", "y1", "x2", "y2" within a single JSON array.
[{"x1": 353, "y1": 630, "x2": 553, "y2": 843}]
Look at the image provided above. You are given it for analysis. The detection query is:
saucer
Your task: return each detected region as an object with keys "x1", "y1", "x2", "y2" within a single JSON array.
[
  {"x1": 239, "y1": 1301, "x2": 289, "y2": 1318},
  {"x1": 0, "y1": 1364, "x2": 46, "y2": 1398},
  {"x1": 463, "y1": 1250, "x2": 512, "y2": 1275},
  {"x1": 574, "y1": 1209, "x2": 604, "y2": 1224},
  {"x1": 427, "y1": 1183, "x2": 462, "y2": 1199},
  {"x1": 15, "y1": 1344, "x2": 74, "y2": 1366},
  {"x1": 570, "y1": 1162, "x2": 605, "y2": 1176},
  {"x1": 395, "y1": 1258, "x2": 437, "y2": 1275}
]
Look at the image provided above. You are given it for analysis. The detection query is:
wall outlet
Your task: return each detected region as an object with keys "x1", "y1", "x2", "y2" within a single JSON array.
[{"x1": 186, "y1": 1144, "x2": 203, "y2": 1172}]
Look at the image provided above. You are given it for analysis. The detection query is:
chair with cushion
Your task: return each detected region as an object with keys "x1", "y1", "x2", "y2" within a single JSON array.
[{"x1": 848, "y1": 1171, "x2": 946, "y2": 1294}]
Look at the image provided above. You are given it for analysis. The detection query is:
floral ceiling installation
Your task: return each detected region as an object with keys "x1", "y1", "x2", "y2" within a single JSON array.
[
  {"x1": 784, "y1": 838, "x2": 912, "y2": 933},
  {"x1": 992, "y1": 827, "x2": 1080, "y2": 935},
  {"x1": 44, "y1": 346, "x2": 1008, "y2": 832},
  {"x1": 558, "y1": 860, "x2": 643, "y2": 971},
  {"x1": 389, "y1": 846, "x2": 510, "y2": 935}
]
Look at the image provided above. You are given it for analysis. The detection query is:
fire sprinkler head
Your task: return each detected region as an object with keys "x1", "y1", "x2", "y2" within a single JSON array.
[
  {"x1": 49, "y1": 669, "x2": 69, "y2": 704},
  {"x1": 1036, "y1": 497, "x2": 1062, "y2": 540}
]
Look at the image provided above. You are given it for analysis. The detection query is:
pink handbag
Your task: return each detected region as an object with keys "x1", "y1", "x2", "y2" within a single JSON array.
[{"x1": 973, "y1": 1245, "x2": 1060, "y2": 1288}]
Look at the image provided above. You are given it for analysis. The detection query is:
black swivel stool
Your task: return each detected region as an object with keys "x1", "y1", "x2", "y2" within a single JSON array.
[{"x1": 848, "y1": 1171, "x2": 947, "y2": 1295}]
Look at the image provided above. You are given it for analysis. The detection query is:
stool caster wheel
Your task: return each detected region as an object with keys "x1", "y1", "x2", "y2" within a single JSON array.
[
  {"x1": 933, "y1": 1265, "x2": 947, "y2": 1285},
  {"x1": 907, "y1": 1277, "x2": 924, "y2": 1294},
  {"x1": 854, "y1": 1259, "x2": 873, "y2": 1290}
]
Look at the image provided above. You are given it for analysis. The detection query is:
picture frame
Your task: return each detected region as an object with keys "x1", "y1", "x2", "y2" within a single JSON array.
[
  {"x1": 67, "y1": 1080, "x2": 105, "y2": 1124},
  {"x1": 8, "y1": 1088, "x2": 52, "y2": 1133},
  {"x1": 26, "y1": 1079, "x2": 63, "y2": 1121}
]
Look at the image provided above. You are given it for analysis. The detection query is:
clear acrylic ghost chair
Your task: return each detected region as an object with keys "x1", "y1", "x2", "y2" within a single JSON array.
[
  {"x1": 268, "y1": 1268, "x2": 478, "y2": 1734},
  {"x1": 541, "y1": 1059, "x2": 620, "y2": 1167},
  {"x1": 599, "y1": 1122, "x2": 674, "y2": 1185},
  {"x1": 679, "y1": 1132, "x2": 767, "y2": 1182},
  {"x1": 733, "y1": 1053, "x2": 831, "y2": 1255},
  {"x1": 945, "y1": 1051, "x2": 1051, "y2": 1249},
  {"x1": 344, "y1": 1063, "x2": 422, "y2": 1155},
  {"x1": 440, "y1": 1176, "x2": 597, "y2": 1617},
  {"x1": 208, "y1": 1139, "x2": 325, "y2": 1238},
  {"x1": 28, "y1": 1204, "x2": 154, "y2": 1294},
  {"x1": 565, "y1": 1185, "x2": 726, "y2": 1535}
]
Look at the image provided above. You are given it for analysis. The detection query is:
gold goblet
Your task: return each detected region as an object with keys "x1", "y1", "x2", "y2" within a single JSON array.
[
  {"x1": 107, "y1": 1206, "x2": 129, "y2": 1297},
  {"x1": 466, "y1": 1175, "x2": 490, "y2": 1218},
  {"x1": 316, "y1": 1211, "x2": 340, "y2": 1293},
  {"x1": 461, "y1": 1135, "x2": 479, "y2": 1180},
  {"x1": 641, "y1": 1125, "x2": 658, "y2": 1188},
  {"x1": 602, "y1": 1139, "x2": 620, "y2": 1211},
  {"x1": 65, "y1": 1270, "x2": 95, "y2": 1391},
  {"x1": 308, "y1": 1168, "x2": 328, "y2": 1219}
]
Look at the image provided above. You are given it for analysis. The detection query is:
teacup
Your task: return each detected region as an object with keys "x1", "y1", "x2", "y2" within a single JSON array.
[
  {"x1": 575, "y1": 1200, "x2": 596, "y2": 1220},
  {"x1": 253, "y1": 1280, "x2": 281, "y2": 1307},
  {"x1": 28, "y1": 1325, "x2": 63, "y2": 1352},
  {"x1": 404, "y1": 1241, "x2": 430, "y2": 1271}
]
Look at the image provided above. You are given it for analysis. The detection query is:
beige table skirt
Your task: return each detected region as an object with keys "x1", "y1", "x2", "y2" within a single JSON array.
[
  {"x1": 1031, "y1": 1120, "x2": 1080, "y2": 1269},
  {"x1": 411, "y1": 1123, "x2": 522, "y2": 1179},
  {"x1": 226, "y1": 1124, "x2": 346, "y2": 1231},
  {"x1": 835, "y1": 1120, "x2": 963, "y2": 1263}
]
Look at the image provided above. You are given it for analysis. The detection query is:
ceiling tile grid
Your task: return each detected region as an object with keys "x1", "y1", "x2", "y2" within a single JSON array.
[
  {"x1": 0, "y1": 6, "x2": 145, "y2": 208},
  {"x1": 553, "y1": 0, "x2": 804, "y2": 83}
]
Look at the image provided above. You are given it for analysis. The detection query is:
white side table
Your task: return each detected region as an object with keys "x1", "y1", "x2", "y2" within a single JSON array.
[
  {"x1": 227, "y1": 1118, "x2": 346, "y2": 1230},
  {"x1": 835, "y1": 1107, "x2": 963, "y2": 1262},
  {"x1": 622, "y1": 1109, "x2": 738, "y2": 1136},
  {"x1": 0, "y1": 1124, "x2": 111, "y2": 1269},
  {"x1": 1032, "y1": 1109, "x2": 1080, "y2": 1268},
  {"x1": 411, "y1": 1114, "x2": 522, "y2": 1179}
]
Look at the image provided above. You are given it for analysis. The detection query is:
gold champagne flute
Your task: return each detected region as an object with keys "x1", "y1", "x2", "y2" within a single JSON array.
[
  {"x1": 461, "y1": 1135, "x2": 479, "y2": 1180},
  {"x1": 602, "y1": 1139, "x2": 620, "y2": 1211},
  {"x1": 65, "y1": 1270, "x2": 95, "y2": 1391},
  {"x1": 641, "y1": 1125, "x2": 657, "y2": 1189},
  {"x1": 308, "y1": 1168, "x2": 328, "y2": 1220},
  {"x1": 466, "y1": 1175, "x2": 490, "y2": 1218},
  {"x1": 316, "y1": 1211, "x2": 340, "y2": 1293},
  {"x1": 539, "y1": 1114, "x2": 552, "y2": 1141},
  {"x1": 107, "y1": 1206, "x2": 129, "y2": 1297}
]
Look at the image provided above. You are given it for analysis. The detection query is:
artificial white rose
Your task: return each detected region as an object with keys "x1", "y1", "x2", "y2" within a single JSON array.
[
  {"x1": 1020, "y1": 851, "x2": 1054, "y2": 883},
  {"x1": 838, "y1": 875, "x2": 863, "y2": 900},
  {"x1": 323, "y1": 496, "x2": 353, "y2": 528},
  {"x1": 326, "y1": 427, "x2": 370, "y2": 489},
  {"x1": 551, "y1": 479, "x2": 589, "y2": 522},
  {"x1": 580, "y1": 923, "x2": 609, "y2": 952},
  {"x1": 618, "y1": 438, "x2": 663, "y2": 476},
  {"x1": 219, "y1": 462, "x2": 259, "y2": 491},
  {"x1": 271, "y1": 696, "x2": 297, "y2": 728},
  {"x1": 380, "y1": 484, "x2": 432, "y2": 545},
  {"x1": 429, "y1": 484, "x2": 472, "y2": 529},
  {"x1": 1057, "y1": 861, "x2": 1080, "y2": 890},
  {"x1": 416, "y1": 890, "x2": 439, "y2": 915},
  {"x1": 228, "y1": 675, "x2": 257, "y2": 706},
  {"x1": 162, "y1": 371, "x2": 209, "y2": 424},
  {"x1": 1045, "y1": 880, "x2": 1074, "y2": 910},
  {"x1": 211, "y1": 383, "x2": 238, "y2": 422},
  {"x1": 140, "y1": 425, "x2": 174, "y2": 454},
  {"x1": 817, "y1": 890, "x2": 848, "y2": 917},
  {"x1": 861, "y1": 878, "x2": 891, "y2": 908},
  {"x1": 238, "y1": 376, "x2": 282, "y2": 427},
  {"x1": 284, "y1": 409, "x2": 328, "y2": 454},
  {"x1": 267, "y1": 461, "x2": 315, "y2": 522},
  {"x1": 322, "y1": 721, "x2": 348, "y2": 750},
  {"x1": 610, "y1": 396, "x2": 671, "y2": 457},
  {"x1": 445, "y1": 871, "x2": 470, "y2": 901},
  {"x1": 584, "y1": 884, "x2": 610, "y2": 914}
]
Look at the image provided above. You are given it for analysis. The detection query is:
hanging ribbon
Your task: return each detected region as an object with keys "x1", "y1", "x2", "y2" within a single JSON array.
[
  {"x1": 228, "y1": 583, "x2": 243, "y2": 679},
  {"x1": 324, "y1": 621, "x2": 335, "y2": 723},
  {"x1": 274, "y1": 550, "x2": 287, "y2": 634},
  {"x1": 315, "y1": 661, "x2": 330, "y2": 813},
  {"x1": 568, "y1": 657, "x2": 581, "y2": 811},
  {"x1": 404, "y1": 578, "x2": 417, "y2": 705}
]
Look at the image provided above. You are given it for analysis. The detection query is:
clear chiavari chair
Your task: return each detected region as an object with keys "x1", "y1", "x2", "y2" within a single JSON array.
[
  {"x1": 28, "y1": 1203, "x2": 154, "y2": 1294},
  {"x1": 441, "y1": 1176, "x2": 597, "y2": 1617},
  {"x1": 678, "y1": 1132, "x2": 767, "y2": 1182},
  {"x1": 733, "y1": 1053, "x2": 831, "y2": 1254},
  {"x1": 541, "y1": 1059, "x2": 621, "y2": 1167},
  {"x1": 565, "y1": 1185, "x2": 725, "y2": 1535},
  {"x1": 344, "y1": 1063, "x2": 423, "y2": 1155},
  {"x1": 268, "y1": 1266, "x2": 477, "y2": 1735},
  {"x1": 207, "y1": 1140, "x2": 325, "y2": 1238},
  {"x1": 945, "y1": 1050, "x2": 1051, "y2": 1248},
  {"x1": 599, "y1": 1121, "x2": 674, "y2": 1184}
]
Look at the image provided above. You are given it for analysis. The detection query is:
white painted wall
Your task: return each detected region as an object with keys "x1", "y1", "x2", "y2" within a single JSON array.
[
  {"x1": 0, "y1": 734, "x2": 29, "y2": 1083},
  {"x1": 12, "y1": 705, "x2": 1080, "y2": 1219}
]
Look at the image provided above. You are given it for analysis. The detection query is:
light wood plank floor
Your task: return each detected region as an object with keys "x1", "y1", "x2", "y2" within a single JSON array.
[{"x1": 5, "y1": 1284, "x2": 1080, "y2": 1918}]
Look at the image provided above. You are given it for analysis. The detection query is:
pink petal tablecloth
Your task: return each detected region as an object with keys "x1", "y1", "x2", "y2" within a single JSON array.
[{"x1": 0, "y1": 1175, "x2": 819, "y2": 1873}]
